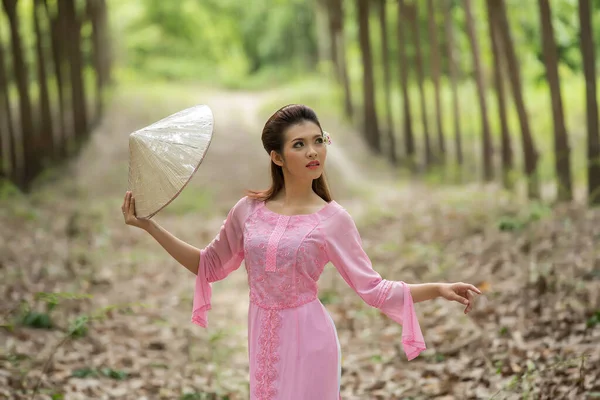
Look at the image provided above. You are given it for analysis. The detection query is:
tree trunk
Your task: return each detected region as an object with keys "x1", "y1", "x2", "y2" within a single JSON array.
[
  {"x1": 323, "y1": 0, "x2": 339, "y2": 80},
  {"x1": 2, "y1": 0, "x2": 37, "y2": 188},
  {"x1": 328, "y1": 0, "x2": 353, "y2": 120},
  {"x1": 96, "y1": 0, "x2": 111, "y2": 85},
  {"x1": 357, "y1": 0, "x2": 381, "y2": 153},
  {"x1": 407, "y1": 3, "x2": 432, "y2": 168},
  {"x1": 444, "y1": 0, "x2": 463, "y2": 171},
  {"x1": 0, "y1": 22, "x2": 17, "y2": 183},
  {"x1": 63, "y1": 0, "x2": 88, "y2": 140},
  {"x1": 33, "y1": 0, "x2": 54, "y2": 161},
  {"x1": 378, "y1": 0, "x2": 396, "y2": 164},
  {"x1": 578, "y1": 0, "x2": 600, "y2": 205},
  {"x1": 397, "y1": 0, "x2": 415, "y2": 168},
  {"x1": 490, "y1": 0, "x2": 539, "y2": 199},
  {"x1": 87, "y1": 0, "x2": 104, "y2": 125},
  {"x1": 538, "y1": 0, "x2": 572, "y2": 202},
  {"x1": 486, "y1": 0, "x2": 513, "y2": 189},
  {"x1": 464, "y1": 0, "x2": 493, "y2": 181},
  {"x1": 427, "y1": 0, "x2": 445, "y2": 161},
  {"x1": 43, "y1": 0, "x2": 67, "y2": 157}
]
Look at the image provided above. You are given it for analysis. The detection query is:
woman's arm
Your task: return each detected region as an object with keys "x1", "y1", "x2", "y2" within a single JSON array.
[
  {"x1": 408, "y1": 282, "x2": 481, "y2": 314},
  {"x1": 407, "y1": 283, "x2": 442, "y2": 303},
  {"x1": 122, "y1": 191, "x2": 200, "y2": 274}
]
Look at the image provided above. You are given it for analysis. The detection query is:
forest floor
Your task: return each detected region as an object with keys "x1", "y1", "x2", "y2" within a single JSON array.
[{"x1": 1, "y1": 84, "x2": 599, "y2": 400}]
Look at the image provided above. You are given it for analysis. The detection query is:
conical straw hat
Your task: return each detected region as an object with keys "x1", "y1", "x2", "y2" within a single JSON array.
[{"x1": 127, "y1": 105, "x2": 214, "y2": 219}]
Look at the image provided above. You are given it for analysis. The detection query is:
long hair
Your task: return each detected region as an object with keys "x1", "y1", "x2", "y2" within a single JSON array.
[{"x1": 246, "y1": 104, "x2": 333, "y2": 203}]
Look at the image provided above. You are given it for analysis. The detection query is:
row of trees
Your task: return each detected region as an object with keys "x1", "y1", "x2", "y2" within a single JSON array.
[
  {"x1": 0, "y1": 0, "x2": 111, "y2": 191},
  {"x1": 321, "y1": 0, "x2": 600, "y2": 205}
]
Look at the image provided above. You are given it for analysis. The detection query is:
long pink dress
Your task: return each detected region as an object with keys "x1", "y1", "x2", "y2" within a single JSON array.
[{"x1": 192, "y1": 196, "x2": 426, "y2": 400}]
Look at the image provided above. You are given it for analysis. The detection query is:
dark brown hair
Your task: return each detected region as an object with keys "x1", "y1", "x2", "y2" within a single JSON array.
[{"x1": 246, "y1": 104, "x2": 332, "y2": 203}]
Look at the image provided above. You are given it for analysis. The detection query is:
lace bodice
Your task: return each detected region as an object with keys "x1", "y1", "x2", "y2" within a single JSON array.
[{"x1": 244, "y1": 201, "x2": 330, "y2": 309}]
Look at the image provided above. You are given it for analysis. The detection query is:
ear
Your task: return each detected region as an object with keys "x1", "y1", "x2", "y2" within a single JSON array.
[{"x1": 270, "y1": 150, "x2": 284, "y2": 167}]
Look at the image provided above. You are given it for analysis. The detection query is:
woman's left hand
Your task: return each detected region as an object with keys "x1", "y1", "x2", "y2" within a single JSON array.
[{"x1": 439, "y1": 282, "x2": 482, "y2": 314}]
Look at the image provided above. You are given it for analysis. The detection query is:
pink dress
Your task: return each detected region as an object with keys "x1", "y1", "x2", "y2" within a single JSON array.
[{"x1": 192, "y1": 196, "x2": 426, "y2": 400}]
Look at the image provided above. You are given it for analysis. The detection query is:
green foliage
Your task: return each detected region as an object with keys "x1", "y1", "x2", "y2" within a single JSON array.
[
  {"x1": 20, "y1": 311, "x2": 53, "y2": 329},
  {"x1": 0, "y1": 179, "x2": 21, "y2": 200},
  {"x1": 586, "y1": 310, "x2": 600, "y2": 328},
  {"x1": 497, "y1": 202, "x2": 551, "y2": 232},
  {"x1": 111, "y1": 0, "x2": 318, "y2": 85},
  {"x1": 71, "y1": 367, "x2": 129, "y2": 380}
]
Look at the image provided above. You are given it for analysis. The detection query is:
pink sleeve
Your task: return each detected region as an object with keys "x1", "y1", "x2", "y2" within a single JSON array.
[
  {"x1": 324, "y1": 209, "x2": 426, "y2": 360},
  {"x1": 192, "y1": 197, "x2": 251, "y2": 328}
]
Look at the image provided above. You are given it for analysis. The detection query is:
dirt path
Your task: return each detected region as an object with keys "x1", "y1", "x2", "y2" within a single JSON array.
[{"x1": 2, "y1": 84, "x2": 598, "y2": 400}]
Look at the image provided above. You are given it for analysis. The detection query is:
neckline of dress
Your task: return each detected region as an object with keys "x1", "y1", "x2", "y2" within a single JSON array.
[{"x1": 261, "y1": 200, "x2": 337, "y2": 217}]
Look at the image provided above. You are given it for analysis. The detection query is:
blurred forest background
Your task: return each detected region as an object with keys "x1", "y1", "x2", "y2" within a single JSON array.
[{"x1": 1, "y1": 0, "x2": 600, "y2": 399}]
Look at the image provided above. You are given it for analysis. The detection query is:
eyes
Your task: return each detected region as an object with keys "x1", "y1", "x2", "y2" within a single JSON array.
[{"x1": 292, "y1": 137, "x2": 325, "y2": 148}]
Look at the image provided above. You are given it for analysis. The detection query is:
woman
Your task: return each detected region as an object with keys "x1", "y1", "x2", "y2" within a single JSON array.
[{"x1": 122, "y1": 104, "x2": 481, "y2": 400}]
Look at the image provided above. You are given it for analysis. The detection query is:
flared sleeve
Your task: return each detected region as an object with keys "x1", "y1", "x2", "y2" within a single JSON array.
[
  {"x1": 323, "y1": 207, "x2": 426, "y2": 360},
  {"x1": 192, "y1": 196, "x2": 253, "y2": 328}
]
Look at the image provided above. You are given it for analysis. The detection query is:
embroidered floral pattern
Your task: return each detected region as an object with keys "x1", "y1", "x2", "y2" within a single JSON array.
[{"x1": 254, "y1": 310, "x2": 282, "y2": 400}]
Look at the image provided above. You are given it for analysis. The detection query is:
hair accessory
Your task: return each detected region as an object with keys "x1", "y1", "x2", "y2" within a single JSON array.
[{"x1": 322, "y1": 131, "x2": 332, "y2": 145}]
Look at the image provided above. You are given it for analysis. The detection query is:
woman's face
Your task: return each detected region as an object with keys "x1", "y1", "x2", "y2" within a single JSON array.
[{"x1": 272, "y1": 121, "x2": 327, "y2": 180}]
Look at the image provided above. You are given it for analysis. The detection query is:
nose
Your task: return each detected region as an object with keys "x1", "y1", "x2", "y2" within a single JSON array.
[{"x1": 307, "y1": 146, "x2": 317, "y2": 158}]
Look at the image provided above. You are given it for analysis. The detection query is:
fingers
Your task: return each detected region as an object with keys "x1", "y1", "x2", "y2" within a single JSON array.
[
  {"x1": 126, "y1": 192, "x2": 133, "y2": 217},
  {"x1": 464, "y1": 290, "x2": 475, "y2": 314},
  {"x1": 468, "y1": 284, "x2": 482, "y2": 295},
  {"x1": 131, "y1": 196, "x2": 136, "y2": 217},
  {"x1": 457, "y1": 282, "x2": 482, "y2": 295},
  {"x1": 450, "y1": 293, "x2": 469, "y2": 306}
]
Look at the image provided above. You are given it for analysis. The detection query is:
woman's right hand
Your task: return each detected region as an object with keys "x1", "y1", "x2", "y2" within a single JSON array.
[{"x1": 121, "y1": 191, "x2": 149, "y2": 230}]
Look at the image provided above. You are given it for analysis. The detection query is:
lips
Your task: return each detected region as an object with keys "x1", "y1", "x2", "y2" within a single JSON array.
[{"x1": 306, "y1": 161, "x2": 320, "y2": 167}]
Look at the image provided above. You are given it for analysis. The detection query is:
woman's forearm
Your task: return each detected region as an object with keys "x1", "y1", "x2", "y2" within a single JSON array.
[
  {"x1": 407, "y1": 283, "x2": 442, "y2": 303},
  {"x1": 142, "y1": 219, "x2": 201, "y2": 274}
]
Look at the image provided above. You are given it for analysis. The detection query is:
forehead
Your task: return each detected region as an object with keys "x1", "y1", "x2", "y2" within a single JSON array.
[{"x1": 284, "y1": 121, "x2": 322, "y2": 141}]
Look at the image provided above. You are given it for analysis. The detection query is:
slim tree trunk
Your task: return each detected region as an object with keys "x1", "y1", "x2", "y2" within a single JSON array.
[
  {"x1": 538, "y1": 0, "x2": 572, "y2": 202},
  {"x1": 378, "y1": 0, "x2": 396, "y2": 164},
  {"x1": 44, "y1": 0, "x2": 67, "y2": 157},
  {"x1": 427, "y1": 0, "x2": 445, "y2": 161},
  {"x1": 357, "y1": 0, "x2": 381, "y2": 153},
  {"x1": 398, "y1": 0, "x2": 415, "y2": 168},
  {"x1": 328, "y1": 0, "x2": 353, "y2": 120},
  {"x1": 63, "y1": 0, "x2": 88, "y2": 140},
  {"x1": 87, "y1": 0, "x2": 103, "y2": 125},
  {"x1": 2, "y1": 0, "x2": 37, "y2": 188},
  {"x1": 96, "y1": 0, "x2": 111, "y2": 85},
  {"x1": 0, "y1": 22, "x2": 17, "y2": 182},
  {"x1": 464, "y1": 0, "x2": 493, "y2": 181},
  {"x1": 486, "y1": 0, "x2": 513, "y2": 189},
  {"x1": 491, "y1": 0, "x2": 539, "y2": 199},
  {"x1": 444, "y1": 0, "x2": 463, "y2": 171},
  {"x1": 33, "y1": 0, "x2": 54, "y2": 160},
  {"x1": 407, "y1": 3, "x2": 432, "y2": 167},
  {"x1": 578, "y1": 0, "x2": 600, "y2": 205}
]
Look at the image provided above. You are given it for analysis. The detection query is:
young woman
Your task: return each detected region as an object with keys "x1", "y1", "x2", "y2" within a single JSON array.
[{"x1": 122, "y1": 104, "x2": 481, "y2": 400}]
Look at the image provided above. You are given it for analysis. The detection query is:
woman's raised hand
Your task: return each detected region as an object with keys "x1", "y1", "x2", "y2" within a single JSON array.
[
  {"x1": 121, "y1": 191, "x2": 149, "y2": 230},
  {"x1": 438, "y1": 282, "x2": 482, "y2": 314}
]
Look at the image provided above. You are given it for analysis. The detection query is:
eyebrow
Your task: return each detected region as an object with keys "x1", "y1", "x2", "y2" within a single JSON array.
[{"x1": 292, "y1": 134, "x2": 323, "y2": 142}]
